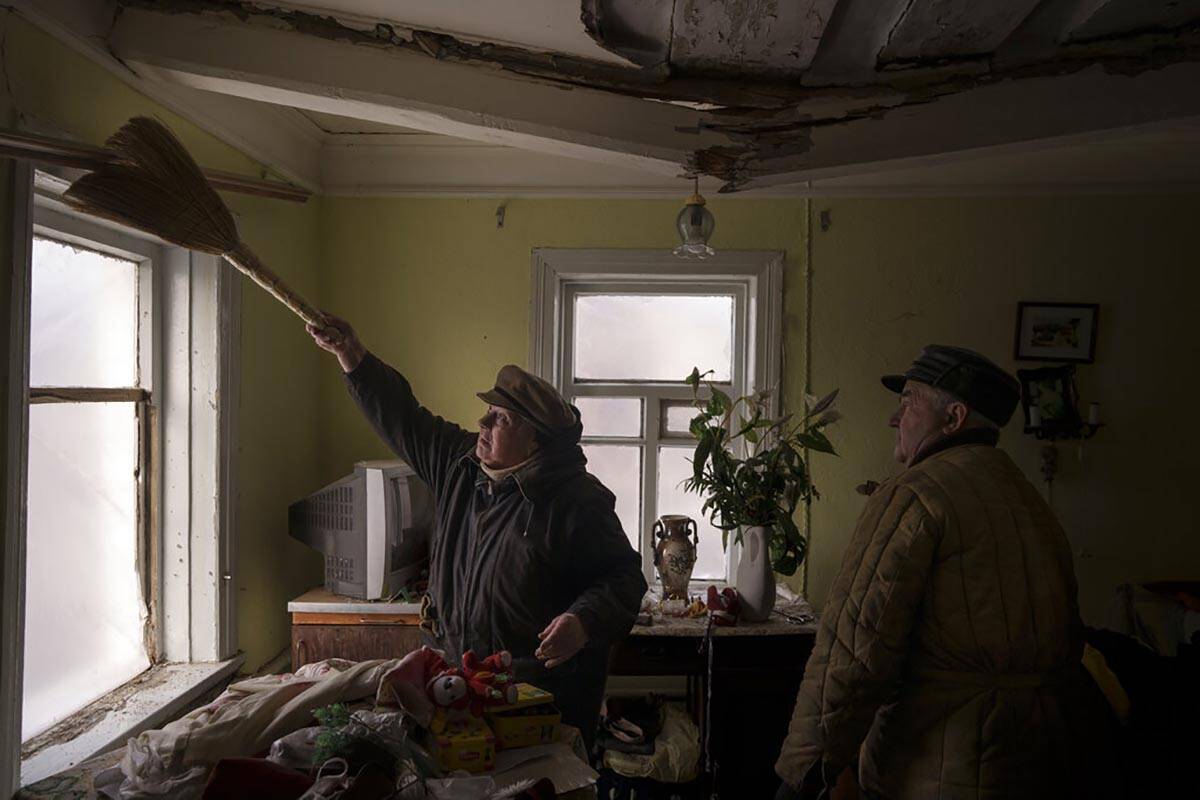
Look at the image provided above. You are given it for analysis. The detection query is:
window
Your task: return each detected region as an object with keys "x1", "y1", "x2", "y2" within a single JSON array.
[
  {"x1": 5, "y1": 169, "x2": 241, "y2": 785},
  {"x1": 531, "y1": 250, "x2": 782, "y2": 586},
  {"x1": 23, "y1": 236, "x2": 154, "y2": 741}
]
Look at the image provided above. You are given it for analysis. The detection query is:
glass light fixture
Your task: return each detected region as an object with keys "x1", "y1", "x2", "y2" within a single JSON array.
[{"x1": 673, "y1": 176, "x2": 715, "y2": 259}]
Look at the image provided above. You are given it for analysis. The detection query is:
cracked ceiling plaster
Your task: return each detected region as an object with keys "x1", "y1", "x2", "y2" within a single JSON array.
[{"x1": 118, "y1": 0, "x2": 1200, "y2": 190}]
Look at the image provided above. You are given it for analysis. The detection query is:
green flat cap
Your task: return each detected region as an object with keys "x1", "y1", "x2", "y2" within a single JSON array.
[
  {"x1": 882, "y1": 344, "x2": 1020, "y2": 427},
  {"x1": 477, "y1": 364, "x2": 575, "y2": 437}
]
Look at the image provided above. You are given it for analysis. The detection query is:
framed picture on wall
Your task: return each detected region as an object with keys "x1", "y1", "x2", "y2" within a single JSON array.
[
  {"x1": 1013, "y1": 302, "x2": 1099, "y2": 363},
  {"x1": 1016, "y1": 365, "x2": 1082, "y2": 434}
]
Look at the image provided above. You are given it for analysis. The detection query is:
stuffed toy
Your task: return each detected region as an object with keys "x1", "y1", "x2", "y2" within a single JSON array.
[
  {"x1": 460, "y1": 649, "x2": 519, "y2": 711},
  {"x1": 377, "y1": 646, "x2": 462, "y2": 728},
  {"x1": 377, "y1": 646, "x2": 517, "y2": 730}
]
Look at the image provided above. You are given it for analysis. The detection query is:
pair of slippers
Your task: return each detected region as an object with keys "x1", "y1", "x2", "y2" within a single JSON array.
[{"x1": 600, "y1": 700, "x2": 646, "y2": 745}]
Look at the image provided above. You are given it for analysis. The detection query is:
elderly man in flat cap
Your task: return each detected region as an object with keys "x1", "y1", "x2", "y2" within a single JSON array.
[
  {"x1": 310, "y1": 316, "x2": 647, "y2": 743},
  {"x1": 775, "y1": 345, "x2": 1117, "y2": 800}
]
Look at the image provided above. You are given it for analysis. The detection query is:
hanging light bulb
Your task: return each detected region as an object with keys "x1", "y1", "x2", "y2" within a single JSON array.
[{"x1": 673, "y1": 176, "x2": 715, "y2": 259}]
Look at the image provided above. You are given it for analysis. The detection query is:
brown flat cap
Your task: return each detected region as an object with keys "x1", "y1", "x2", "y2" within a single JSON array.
[{"x1": 477, "y1": 364, "x2": 575, "y2": 437}]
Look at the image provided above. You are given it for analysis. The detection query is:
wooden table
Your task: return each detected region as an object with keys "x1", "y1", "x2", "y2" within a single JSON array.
[
  {"x1": 612, "y1": 598, "x2": 817, "y2": 798},
  {"x1": 289, "y1": 589, "x2": 817, "y2": 797}
]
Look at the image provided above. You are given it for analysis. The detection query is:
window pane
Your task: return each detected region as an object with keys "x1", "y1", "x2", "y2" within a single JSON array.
[
  {"x1": 582, "y1": 444, "x2": 642, "y2": 552},
  {"x1": 657, "y1": 446, "x2": 725, "y2": 580},
  {"x1": 662, "y1": 402, "x2": 699, "y2": 437},
  {"x1": 23, "y1": 402, "x2": 148, "y2": 740},
  {"x1": 30, "y1": 237, "x2": 138, "y2": 388},
  {"x1": 573, "y1": 294, "x2": 733, "y2": 382},
  {"x1": 576, "y1": 397, "x2": 643, "y2": 438}
]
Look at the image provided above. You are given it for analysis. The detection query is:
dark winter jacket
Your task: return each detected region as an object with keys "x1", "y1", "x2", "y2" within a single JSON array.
[{"x1": 344, "y1": 353, "x2": 647, "y2": 737}]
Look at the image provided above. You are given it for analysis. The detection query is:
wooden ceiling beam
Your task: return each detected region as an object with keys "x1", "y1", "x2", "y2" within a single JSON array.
[{"x1": 879, "y1": 0, "x2": 1045, "y2": 63}]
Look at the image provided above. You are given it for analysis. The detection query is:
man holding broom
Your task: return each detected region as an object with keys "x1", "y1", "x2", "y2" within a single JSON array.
[{"x1": 309, "y1": 315, "x2": 647, "y2": 745}]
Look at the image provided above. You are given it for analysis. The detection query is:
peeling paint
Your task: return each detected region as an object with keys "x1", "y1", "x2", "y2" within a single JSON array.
[
  {"x1": 19, "y1": 667, "x2": 173, "y2": 759},
  {"x1": 117, "y1": 0, "x2": 1200, "y2": 188}
]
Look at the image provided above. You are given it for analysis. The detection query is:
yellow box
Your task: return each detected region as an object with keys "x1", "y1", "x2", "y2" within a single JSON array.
[
  {"x1": 431, "y1": 716, "x2": 496, "y2": 773},
  {"x1": 485, "y1": 683, "x2": 561, "y2": 751}
]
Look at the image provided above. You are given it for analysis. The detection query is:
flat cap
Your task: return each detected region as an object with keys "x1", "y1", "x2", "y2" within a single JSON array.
[
  {"x1": 882, "y1": 345, "x2": 1020, "y2": 427},
  {"x1": 477, "y1": 364, "x2": 575, "y2": 437}
]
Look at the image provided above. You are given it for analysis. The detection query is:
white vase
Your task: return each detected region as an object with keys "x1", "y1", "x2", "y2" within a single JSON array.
[{"x1": 736, "y1": 526, "x2": 776, "y2": 622}]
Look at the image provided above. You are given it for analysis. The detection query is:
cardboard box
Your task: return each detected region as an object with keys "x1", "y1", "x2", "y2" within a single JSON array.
[
  {"x1": 431, "y1": 716, "x2": 496, "y2": 774},
  {"x1": 485, "y1": 683, "x2": 561, "y2": 750}
]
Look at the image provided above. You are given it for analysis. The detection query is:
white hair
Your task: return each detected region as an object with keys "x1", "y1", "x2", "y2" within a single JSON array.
[{"x1": 924, "y1": 384, "x2": 999, "y2": 431}]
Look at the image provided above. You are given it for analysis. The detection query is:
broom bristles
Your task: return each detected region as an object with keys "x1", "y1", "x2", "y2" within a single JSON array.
[
  {"x1": 65, "y1": 116, "x2": 239, "y2": 254},
  {"x1": 63, "y1": 117, "x2": 326, "y2": 328}
]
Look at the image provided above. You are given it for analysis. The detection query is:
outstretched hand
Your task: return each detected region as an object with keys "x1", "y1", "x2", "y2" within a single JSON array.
[
  {"x1": 535, "y1": 613, "x2": 588, "y2": 669},
  {"x1": 306, "y1": 312, "x2": 365, "y2": 373}
]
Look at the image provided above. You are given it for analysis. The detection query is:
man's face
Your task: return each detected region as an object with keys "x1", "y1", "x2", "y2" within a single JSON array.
[
  {"x1": 889, "y1": 381, "x2": 948, "y2": 465},
  {"x1": 476, "y1": 404, "x2": 538, "y2": 469}
]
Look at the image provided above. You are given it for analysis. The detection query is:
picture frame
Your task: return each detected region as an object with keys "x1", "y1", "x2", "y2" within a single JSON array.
[
  {"x1": 1013, "y1": 302, "x2": 1099, "y2": 363},
  {"x1": 1016, "y1": 365, "x2": 1081, "y2": 434}
]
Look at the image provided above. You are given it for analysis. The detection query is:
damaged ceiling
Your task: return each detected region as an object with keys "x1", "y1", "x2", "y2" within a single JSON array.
[{"x1": 29, "y1": 0, "x2": 1200, "y2": 191}]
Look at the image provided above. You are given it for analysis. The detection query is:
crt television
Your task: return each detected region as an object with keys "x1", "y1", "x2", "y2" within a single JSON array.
[{"x1": 288, "y1": 459, "x2": 434, "y2": 600}]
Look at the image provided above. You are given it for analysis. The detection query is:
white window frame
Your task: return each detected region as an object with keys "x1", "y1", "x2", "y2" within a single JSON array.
[
  {"x1": 2, "y1": 167, "x2": 242, "y2": 791},
  {"x1": 530, "y1": 249, "x2": 783, "y2": 587}
]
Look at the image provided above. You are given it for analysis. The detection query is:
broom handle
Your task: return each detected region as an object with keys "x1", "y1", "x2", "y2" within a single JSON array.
[{"x1": 226, "y1": 242, "x2": 324, "y2": 329}]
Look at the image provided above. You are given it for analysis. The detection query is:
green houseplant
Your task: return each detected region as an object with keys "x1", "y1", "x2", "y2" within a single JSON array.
[{"x1": 683, "y1": 368, "x2": 838, "y2": 618}]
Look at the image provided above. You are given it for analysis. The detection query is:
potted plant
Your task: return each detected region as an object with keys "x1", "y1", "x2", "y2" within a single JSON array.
[{"x1": 683, "y1": 368, "x2": 839, "y2": 621}]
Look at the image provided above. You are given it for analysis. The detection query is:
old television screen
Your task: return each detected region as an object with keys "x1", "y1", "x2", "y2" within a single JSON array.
[{"x1": 288, "y1": 459, "x2": 433, "y2": 599}]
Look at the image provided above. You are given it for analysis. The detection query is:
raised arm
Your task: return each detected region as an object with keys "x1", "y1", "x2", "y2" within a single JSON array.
[{"x1": 309, "y1": 314, "x2": 473, "y2": 493}]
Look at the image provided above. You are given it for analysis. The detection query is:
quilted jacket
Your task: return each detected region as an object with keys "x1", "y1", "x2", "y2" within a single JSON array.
[{"x1": 776, "y1": 431, "x2": 1118, "y2": 799}]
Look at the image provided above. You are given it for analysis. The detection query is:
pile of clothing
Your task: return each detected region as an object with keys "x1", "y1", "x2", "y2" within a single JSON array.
[{"x1": 78, "y1": 654, "x2": 571, "y2": 800}]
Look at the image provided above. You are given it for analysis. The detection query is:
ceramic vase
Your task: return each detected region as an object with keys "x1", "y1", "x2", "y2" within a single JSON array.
[
  {"x1": 736, "y1": 525, "x2": 776, "y2": 622},
  {"x1": 652, "y1": 515, "x2": 698, "y2": 599}
]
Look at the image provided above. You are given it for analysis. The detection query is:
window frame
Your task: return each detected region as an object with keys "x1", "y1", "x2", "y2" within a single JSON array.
[
  {"x1": 530, "y1": 249, "x2": 783, "y2": 587},
  {"x1": 27, "y1": 222, "x2": 163, "y2": 680},
  {"x1": 2, "y1": 167, "x2": 242, "y2": 789}
]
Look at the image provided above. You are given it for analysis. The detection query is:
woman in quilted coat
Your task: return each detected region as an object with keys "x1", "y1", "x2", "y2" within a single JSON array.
[{"x1": 775, "y1": 345, "x2": 1118, "y2": 800}]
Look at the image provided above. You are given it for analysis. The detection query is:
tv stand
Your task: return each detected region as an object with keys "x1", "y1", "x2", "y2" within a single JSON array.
[{"x1": 289, "y1": 587, "x2": 424, "y2": 668}]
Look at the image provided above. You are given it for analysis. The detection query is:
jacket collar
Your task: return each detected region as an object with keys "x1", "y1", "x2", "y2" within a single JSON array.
[
  {"x1": 461, "y1": 440, "x2": 588, "y2": 502},
  {"x1": 910, "y1": 427, "x2": 1000, "y2": 467}
]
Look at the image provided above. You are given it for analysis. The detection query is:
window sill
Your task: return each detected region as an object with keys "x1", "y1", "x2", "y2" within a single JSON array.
[{"x1": 20, "y1": 655, "x2": 245, "y2": 787}]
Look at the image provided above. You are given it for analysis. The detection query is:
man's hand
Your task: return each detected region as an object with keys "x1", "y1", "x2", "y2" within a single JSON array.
[
  {"x1": 306, "y1": 312, "x2": 366, "y2": 373},
  {"x1": 535, "y1": 613, "x2": 588, "y2": 668}
]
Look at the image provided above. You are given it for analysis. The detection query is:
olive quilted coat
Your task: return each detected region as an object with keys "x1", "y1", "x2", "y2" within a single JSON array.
[{"x1": 776, "y1": 435, "x2": 1118, "y2": 799}]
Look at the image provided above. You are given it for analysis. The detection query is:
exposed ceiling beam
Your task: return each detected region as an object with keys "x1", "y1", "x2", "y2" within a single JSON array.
[
  {"x1": 801, "y1": 0, "x2": 914, "y2": 85},
  {"x1": 1067, "y1": 0, "x2": 1200, "y2": 43},
  {"x1": 666, "y1": 0, "x2": 840, "y2": 78},
  {"x1": 109, "y1": 4, "x2": 719, "y2": 177},
  {"x1": 734, "y1": 62, "x2": 1200, "y2": 190},
  {"x1": 879, "y1": 0, "x2": 1045, "y2": 64},
  {"x1": 23, "y1": 0, "x2": 1200, "y2": 194}
]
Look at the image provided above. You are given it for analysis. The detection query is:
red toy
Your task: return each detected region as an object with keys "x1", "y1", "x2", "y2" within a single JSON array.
[
  {"x1": 459, "y1": 649, "x2": 518, "y2": 712},
  {"x1": 707, "y1": 585, "x2": 740, "y2": 626},
  {"x1": 377, "y1": 646, "x2": 517, "y2": 723}
]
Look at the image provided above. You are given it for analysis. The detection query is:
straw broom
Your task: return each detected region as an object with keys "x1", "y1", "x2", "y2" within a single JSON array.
[{"x1": 64, "y1": 116, "x2": 329, "y2": 333}]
